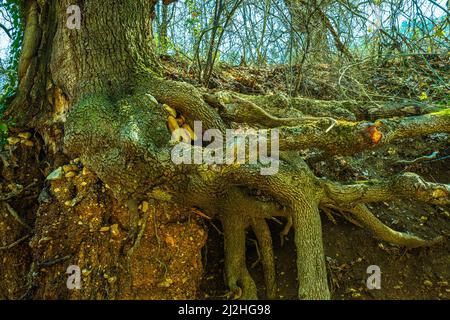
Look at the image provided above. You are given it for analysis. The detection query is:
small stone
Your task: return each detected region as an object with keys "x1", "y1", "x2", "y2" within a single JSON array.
[
  {"x1": 165, "y1": 235, "x2": 175, "y2": 246},
  {"x1": 46, "y1": 167, "x2": 63, "y2": 181},
  {"x1": 7, "y1": 137, "x2": 20, "y2": 145},
  {"x1": 63, "y1": 165, "x2": 78, "y2": 173},
  {"x1": 65, "y1": 172, "x2": 76, "y2": 178},
  {"x1": 423, "y1": 280, "x2": 433, "y2": 287},
  {"x1": 18, "y1": 132, "x2": 31, "y2": 139},
  {"x1": 100, "y1": 226, "x2": 110, "y2": 232},
  {"x1": 141, "y1": 201, "x2": 149, "y2": 213},
  {"x1": 158, "y1": 278, "x2": 174, "y2": 288},
  {"x1": 110, "y1": 224, "x2": 120, "y2": 238},
  {"x1": 38, "y1": 189, "x2": 51, "y2": 204}
]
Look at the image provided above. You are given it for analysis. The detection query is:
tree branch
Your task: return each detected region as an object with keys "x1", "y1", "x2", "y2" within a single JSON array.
[
  {"x1": 320, "y1": 172, "x2": 450, "y2": 206},
  {"x1": 277, "y1": 109, "x2": 450, "y2": 155}
]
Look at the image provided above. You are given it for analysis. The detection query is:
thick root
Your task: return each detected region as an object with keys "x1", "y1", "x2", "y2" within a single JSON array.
[
  {"x1": 347, "y1": 204, "x2": 444, "y2": 248},
  {"x1": 292, "y1": 201, "x2": 331, "y2": 300},
  {"x1": 320, "y1": 173, "x2": 447, "y2": 249},
  {"x1": 277, "y1": 109, "x2": 450, "y2": 155},
  {"x1": 250, "y1": 218, "x2": 277, "y2": 299},
  {"x1": 221, "y1": 209, "x2": 258, "y2": 300},
  {"x1": 321, "y1": 172, "x2": 450, "y2": 206}
]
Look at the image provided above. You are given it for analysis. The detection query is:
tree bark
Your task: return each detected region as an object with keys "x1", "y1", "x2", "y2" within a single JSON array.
[{"x1": 1, "y1": 0, "x2": 207, "y2": 300}]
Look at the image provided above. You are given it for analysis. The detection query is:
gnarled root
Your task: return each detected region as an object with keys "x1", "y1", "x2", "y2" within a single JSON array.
[
  {"x1": 221, "y1": 205, "x2": 258, "y2": 300},
  {"x1": 292, "y1": 201, "x2": 331, "y2": 300},
  {"x1": 320, "y1": 173, "x2": 448, "y2": 248},
  {"x1": 219, "y1": 188, "x2": 281, "y2": 299},
  {"x1": 250, "y1": 218, "x2": 277, "y2": 299},
  {"x1": 64, "y1": 79, "x2": 448, "y2": 301},
  {"x1": 345, "y1": 204, "x2": 443, "y2": 248}
]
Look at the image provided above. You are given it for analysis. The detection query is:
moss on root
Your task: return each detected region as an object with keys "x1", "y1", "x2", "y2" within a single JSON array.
[{"x1": 62, "y1": 76, "x2": 449, "y2": 300}]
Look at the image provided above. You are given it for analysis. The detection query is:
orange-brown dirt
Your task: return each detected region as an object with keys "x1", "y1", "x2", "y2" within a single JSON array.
[{"x1": 1, "y1": 132, "x2": 207, "y2": 299}]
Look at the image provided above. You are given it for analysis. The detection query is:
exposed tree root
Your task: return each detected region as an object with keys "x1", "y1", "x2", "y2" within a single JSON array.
[
  {"x1": 63, "y1": 74, "x2": 449, "y2": 300},
  {"x1": 220, "y1": 197, "x2": 258, "y2": 300},
  {"x1": 279, "y1": 216, "x2": 293, "y2": 247},
  {"x1": 347, "y1": 204, "x2": 443, "y2": 248},
  {"x1": 320, "y1": 172, "x2": 450, "y2": 206},
  {"x1": 250, "y1": 218, "x2": 276, "y2": 299}
]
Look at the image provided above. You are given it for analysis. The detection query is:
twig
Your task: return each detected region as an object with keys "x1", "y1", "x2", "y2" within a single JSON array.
[
  {"x1": 0, "y1": 234, "x2": 31, "y2": 251},
  {"x1": 37, "y1": 255, "x2": 71, "y2": 267},
  {"x1": 428, "y1": 155, "x2": 450, "y2": 163},
  {"x1": 397, "y1": 151, "x2": 439, "y2": 165},
  {"x1": 0, "y1": 182, "x2": 37, "y2": 201},
  {"x1": 209, "y1": 220, "x2": 223, "y2": 235},
  {"x1": 192, "y1": 207, "x2": 212, "y2": 220},
  {"x1": 3, "y1": 202, "x2": 32, "y2": 230}
]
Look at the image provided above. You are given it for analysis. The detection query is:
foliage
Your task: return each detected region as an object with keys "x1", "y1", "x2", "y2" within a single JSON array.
[
  {"x1": 0, "y1": 0, "x2": 23, "y2": 147},
  {"x1": 153, "y1": 0, "x2": 449, "y2": 102}
]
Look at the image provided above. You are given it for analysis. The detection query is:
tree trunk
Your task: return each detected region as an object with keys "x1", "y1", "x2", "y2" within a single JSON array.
[{"x1": 1, "y1": 0, "x2": 206, "y2": 300}]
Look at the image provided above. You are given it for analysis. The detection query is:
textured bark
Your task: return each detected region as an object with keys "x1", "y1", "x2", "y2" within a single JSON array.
[{"x1": 1, "y1": 0, "x2": 205, "y2": 300}]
